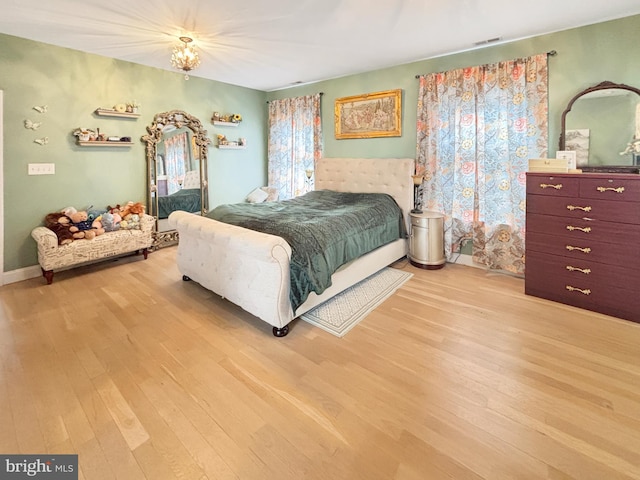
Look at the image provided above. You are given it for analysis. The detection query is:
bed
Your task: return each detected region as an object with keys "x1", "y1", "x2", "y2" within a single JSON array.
[
  {"x1": 157, "y1": 188, "x2": 201, "y2": 219},
  {"x1": 157, "y1": 170, "x2": 202, "y2": 219},
  {"x1": 168, "y1": 157, "x2": 414, "y2": 336}
]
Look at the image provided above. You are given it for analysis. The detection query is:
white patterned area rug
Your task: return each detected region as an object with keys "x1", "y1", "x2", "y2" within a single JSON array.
[{"x1": 300, "y1": 267, "x2": 413, "y2": 337}]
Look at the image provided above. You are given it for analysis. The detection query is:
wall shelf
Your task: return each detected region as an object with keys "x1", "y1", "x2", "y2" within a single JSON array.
[
  {"x1": 95, "y1": 108, "x2": 140, "y2": 119},
  {"x1": 217, "y1": 144, "x2": 246, "y2": 149},
  {"x1": 77, "y1": 141, "x2": 133, "y2": 147},
  {"x1": 213, "y1": 120, "x2": 239, "y2": 127}
]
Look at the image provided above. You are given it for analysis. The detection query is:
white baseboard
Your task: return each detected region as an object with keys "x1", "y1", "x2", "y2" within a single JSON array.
[{"x1": 3, "y1": 265, "x2": 42, "y2": 285}]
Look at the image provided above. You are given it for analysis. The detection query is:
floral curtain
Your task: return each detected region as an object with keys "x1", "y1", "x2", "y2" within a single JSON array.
[
  {"x1": 268, "y1": 94, "x2": 323, "y2": 199},
  {"x1": 164, "y1": 131, "x2": 191, "y2": 194},
  {"x1": 416, "y1": 54, "x2": 548, "y2": 275}
]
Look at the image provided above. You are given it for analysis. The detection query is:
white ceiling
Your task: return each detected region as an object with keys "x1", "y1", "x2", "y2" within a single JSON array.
[{"x1": 1, "y1": 0, "x2": 639, "y2": 92}]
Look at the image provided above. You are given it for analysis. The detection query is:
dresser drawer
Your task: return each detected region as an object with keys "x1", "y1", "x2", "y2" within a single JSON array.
[
  {"x1": 526, "y1": 194, "x2": 640, "y2": 224},
  {"x1": 526, "y1": 174, "x2": 579, "y2": 197},
  {"x1": 525, "y1": 250, "x2": 640, "y2": 290},
  {"x1": 525, "y1": 231, "x2": 640, "y2": 269},
  {"x1": 579, "y1": 176, "x2": 640, "y2": 202},
  {"x1": 526, "y1": 213, "x2": 640, "y2": 246},
  {"x1": 525, "y1": 254, "x2": 639, "y2": 322}
]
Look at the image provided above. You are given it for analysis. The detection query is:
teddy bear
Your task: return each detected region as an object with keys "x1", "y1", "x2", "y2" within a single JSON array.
[
  {"x1": 67, "y1": 210, "x2": 96, "y2": 240},
  {"x1": 43, "y1": 212, "x2": 75, "y2": 245}
]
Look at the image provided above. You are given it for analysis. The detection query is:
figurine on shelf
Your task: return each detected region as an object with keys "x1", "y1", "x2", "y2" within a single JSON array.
[
  {"x1": 73, "y1": 128, "x2": 95, "y2": 142},
  {"x1": 217, "y1": 134, "x2": 228, "y2": 146},
  {"x1": 213, "y1": 112, "x2": 242, "y2": 124},
  {"x1": 126, "y1": 100, "x2": 140, "y2": 114},
  {"x1": 238, "y1": 137, "x2": 246, "y2": 146}
]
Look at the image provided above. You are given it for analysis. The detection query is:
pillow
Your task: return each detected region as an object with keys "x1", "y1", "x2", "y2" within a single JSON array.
[
  {"x1": 182, "y1": 170, "x2": 200, "y2": 189},
  {"x1": 260, "y1": 186, "x2": 279, "y2": 202},
  {"x1": 246, "y1": 187, "x2": 269, "y2": 203}
]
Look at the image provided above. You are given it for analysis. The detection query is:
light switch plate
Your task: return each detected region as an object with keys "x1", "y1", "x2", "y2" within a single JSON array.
[{"x1": 28, "y1": 163, "x2": 55, "y2": 175}]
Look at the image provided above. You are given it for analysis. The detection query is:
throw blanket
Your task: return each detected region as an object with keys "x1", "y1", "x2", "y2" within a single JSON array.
[{"x1": 208, "y1": 190, "x2": 406, "y2": 311}]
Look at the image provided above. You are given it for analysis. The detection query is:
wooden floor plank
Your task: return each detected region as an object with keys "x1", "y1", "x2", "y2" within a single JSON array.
[{"x1": 1, "y1": 248, "x2": 640, "y2": 479}]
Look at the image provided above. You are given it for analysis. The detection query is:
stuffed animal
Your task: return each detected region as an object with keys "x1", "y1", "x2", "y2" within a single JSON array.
[
  {"x1": 43, "y1": 212, "x2": 75, "y2": 245},
  {"x1": 107, "y1": 204, "x2": 121, "y2": 215},
  {"x1": 68, "y1": 210, "x2": 96, "y2": 240},
  {"x1": 118, "y1": 202, "x2": 131, "y2": 218},
  {"x1": 121, "y1": 213, "x2": 140, "y2": 230},
  {"x1": 129, "y1": 202, "x2": 145, "y2": 215},
  {"x1": 100, "y1": 212, "x2": 120, "y2": 232},
  {"x1": 119, "y1": 201, "x2": 146, "y2": 219},
  {"x1": 91, "y1": 216, "x2": 105, "y2": 236},
  {"x1": 87, "y1": 206, "x2": 106, "y2": 223}
]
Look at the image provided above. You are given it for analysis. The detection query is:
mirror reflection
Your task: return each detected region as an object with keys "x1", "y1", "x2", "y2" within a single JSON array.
[
  {"x1": 143, "y1": 110, "x2": 210, "y2": 247},
  {"x1": 155, "y1": 126, "x2": 203, "y2": 223},
  {"x1": 560, "y1": 81, "x2": 640, "y2": 170}
]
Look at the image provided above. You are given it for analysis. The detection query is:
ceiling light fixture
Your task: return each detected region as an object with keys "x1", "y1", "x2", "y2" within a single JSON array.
[{"x1": 171, "y1": 36, "x2": 201, "y2": 80}]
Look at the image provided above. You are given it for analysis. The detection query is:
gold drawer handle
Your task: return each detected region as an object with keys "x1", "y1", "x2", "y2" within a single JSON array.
[
  {"x1": 566, "y1": 225, "x2": 591, "y2": 233},
  {"x1": 596, "y1": 186, "x2": 625, "y2": 193},
  {"x1": 539, "y1": 183, "x2": 563, "y2": 190},
  {"x1": 566, "y1": 266, "x2": 591, "y2": 274},
  {"x1": 566, "y1": 205, "x2": 592, "y2": 212},
  {"x1": 566, "y1": 285, "x2": 591, "y2": 295},
  {"x1": 566, "y1": 245, "x2": 591, "y2": 254}
]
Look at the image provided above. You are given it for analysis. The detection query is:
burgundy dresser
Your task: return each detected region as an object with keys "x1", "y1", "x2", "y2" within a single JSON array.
[{"x1": 525, "y1": 172, "x2": 640, "y2": 323}]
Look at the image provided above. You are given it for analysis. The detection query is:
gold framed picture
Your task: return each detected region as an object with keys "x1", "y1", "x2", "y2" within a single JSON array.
[{"x1": 334, "y1": 89, "x2": 402, "y2": 139}]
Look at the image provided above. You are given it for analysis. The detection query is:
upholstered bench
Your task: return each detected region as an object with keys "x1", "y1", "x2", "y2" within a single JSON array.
[{"x1": 31, "y1": 213, "x2": 154, "y2": 284}]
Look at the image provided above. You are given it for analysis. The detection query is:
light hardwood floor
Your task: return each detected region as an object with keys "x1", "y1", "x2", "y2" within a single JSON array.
[{"x1": 1, "y1": 248, "x2": 639, "y2": 480}]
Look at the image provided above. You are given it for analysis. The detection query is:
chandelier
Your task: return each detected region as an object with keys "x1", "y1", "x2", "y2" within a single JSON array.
[{"x1": 171, "y1": 36, "x2": 201, "y2": 80}]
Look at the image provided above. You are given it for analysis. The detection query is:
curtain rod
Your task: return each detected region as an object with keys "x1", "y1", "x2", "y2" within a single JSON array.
[
  {"x1": 414, "y1": 50, "x2": 558, "y2": 78},
  {"x1": 266, "y1": 92, "x2": 323, "y2": 103}
]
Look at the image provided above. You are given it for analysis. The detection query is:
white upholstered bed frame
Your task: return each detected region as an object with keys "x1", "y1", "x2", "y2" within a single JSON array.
[{"x1": 168, "y1": 157, "x2": 415, "y2": 336}]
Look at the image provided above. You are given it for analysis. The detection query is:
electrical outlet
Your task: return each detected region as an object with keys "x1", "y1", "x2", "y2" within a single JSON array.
[{"x1": 28, "y1": 163, "x2": 55, "y2": 175}]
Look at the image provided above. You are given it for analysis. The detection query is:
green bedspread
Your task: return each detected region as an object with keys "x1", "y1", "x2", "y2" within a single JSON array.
[
  {"x1": 207, "y1": 190, "x2": 406, "y2": 312},
  {"x1": 158, "y1": 188, "x2": 201, "y2": 219}
]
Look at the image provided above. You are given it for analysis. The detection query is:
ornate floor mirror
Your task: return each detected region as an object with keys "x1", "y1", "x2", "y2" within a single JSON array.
[{"x1": 142, "y1": 110, "x2": 210, "y2": 248}]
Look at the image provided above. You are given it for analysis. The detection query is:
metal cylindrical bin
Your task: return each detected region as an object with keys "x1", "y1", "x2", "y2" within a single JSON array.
[{"x1": 408, "y1": 211, "x2": 445, "y2": 269}]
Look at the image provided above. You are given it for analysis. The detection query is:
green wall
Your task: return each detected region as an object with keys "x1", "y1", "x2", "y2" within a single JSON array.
[
  {"x1": 2, "y1": 13, "x2": 640, "y2": 273},
  {"x1": 565, "y1": 93, "x2": 637, "y2": 166},
  {"x1": 0, "y1": 34, "x2": 267, "y2": 271},
  {"x1": 267, "y1": 14, "x2": 640, "y2": 164}
]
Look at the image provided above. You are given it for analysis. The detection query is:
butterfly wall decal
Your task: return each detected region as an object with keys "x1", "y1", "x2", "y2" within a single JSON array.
[
  {"x1": 34, "y1": 137, "x2": 49, "y2": 146},
  {"x1": 24, "y1": 119, "x2": 42, "y2": 130},
  {"x1": 33, "y1": 105, "x2": 48, "y2": 113}
]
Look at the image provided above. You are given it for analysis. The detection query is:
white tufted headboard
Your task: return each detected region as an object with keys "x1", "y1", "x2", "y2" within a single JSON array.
[{"x1": 315, "y1": 157, "x2": 415, "y2": 231}]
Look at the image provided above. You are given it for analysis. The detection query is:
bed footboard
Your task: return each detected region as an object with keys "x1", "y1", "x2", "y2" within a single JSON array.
[{"x1": 168, "y1": 211, "x2": 294, "y2": 328}]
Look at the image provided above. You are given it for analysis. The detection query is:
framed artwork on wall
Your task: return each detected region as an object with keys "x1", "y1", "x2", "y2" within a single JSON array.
[{"x1": 334, "y1": 89, "x2": 402, "y2": 139}]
